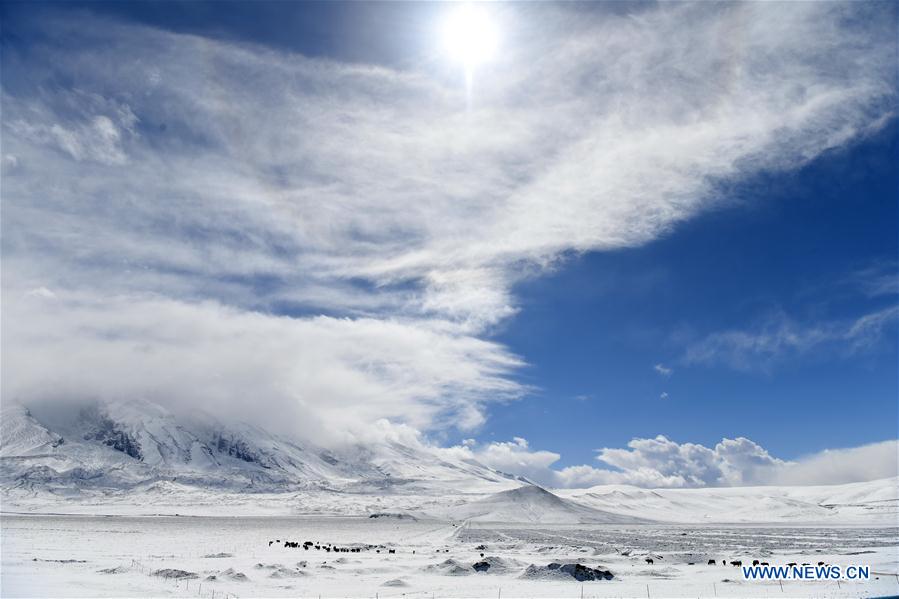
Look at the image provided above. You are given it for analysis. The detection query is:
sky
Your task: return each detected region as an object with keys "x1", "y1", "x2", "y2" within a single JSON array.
[{"x1": 1, "y1": 1, "x2": 897, "y2": 488}]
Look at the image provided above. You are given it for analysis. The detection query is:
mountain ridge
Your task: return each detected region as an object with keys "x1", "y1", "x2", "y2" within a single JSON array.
[
  {"x1": 2, "y1": 400, "x2": 895, "y2": 525},
  {"x1": 0, "y1": 399, "x2": 522, "y2": 495}
]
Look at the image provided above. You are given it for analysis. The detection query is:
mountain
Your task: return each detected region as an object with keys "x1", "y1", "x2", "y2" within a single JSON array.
[
  {"x1": 2, "y1": 400, "x2": 893, "y2": 525},
  {"x1": 0, "y1": 399, "x2": 521, "y2": 496},
  {"x1": 432, "y1": 484, "x2": 649, "y2": 524}
]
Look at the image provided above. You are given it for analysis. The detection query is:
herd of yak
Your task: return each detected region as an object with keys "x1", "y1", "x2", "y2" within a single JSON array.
[
  {"x1": 644, "y1": 557, "x2": 829, "y2": 568},
  {"x1": 266, "y1": 539, "x2": 823, "y2": 572},
  {"x1": 268, "y1": 540, "x2": 396, "y2": 555}
]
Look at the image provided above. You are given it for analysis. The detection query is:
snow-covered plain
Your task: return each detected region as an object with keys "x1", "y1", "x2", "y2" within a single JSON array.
[
  {"x1": 2, "y1": 401, "x2": 898, "y2": 597},
  {"x1": 2, "y1": 513, "x2": 897, "y2": 598}
]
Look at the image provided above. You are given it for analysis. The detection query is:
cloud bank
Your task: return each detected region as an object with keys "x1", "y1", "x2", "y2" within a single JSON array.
[
  {"x1": 1, "y1": 3, "x2": 896, "y2": 447},
  {"x1": 1, "y1": 290, "x2": 521, "y2": 443},
  {"x1": 459, "y1": 436, "x2": 898, "y2": 489}
]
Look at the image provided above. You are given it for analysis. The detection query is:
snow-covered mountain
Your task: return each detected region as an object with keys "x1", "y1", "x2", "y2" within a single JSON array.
[
  {"x1": 2, "y1": 400, "x2": 895, "y2": 525},
  {"x1": 0, "y1": 399, "x2": 522, "y2": 495}
]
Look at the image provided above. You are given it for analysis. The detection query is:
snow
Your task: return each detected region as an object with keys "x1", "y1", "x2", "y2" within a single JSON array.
[
  {"x1": 0, "y1": 405, "x2": 64, "y2": 458},
  {"x1": 0, "y1": 399, "x2": 521, "y2": 495},
  {"x1": 557, "y1": 478, "x2": 899, "y2": 525},
  {"x1": 2, "y1": 399, "x2": 897, "y2": 596},
  {"x1": 2, "y1": 514, "x2": 896, "y2": 598},
  {"x1": 432, "y1": 484, "x2": 649, "y2": 524}
]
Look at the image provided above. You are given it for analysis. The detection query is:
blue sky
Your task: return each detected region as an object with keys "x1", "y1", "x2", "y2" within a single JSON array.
[
  {"x1": 1, "y1": 1, "x2": 897, "y2": 487},
  {"x1": 490, "y1": 123, "x2": 898, "y2": 467}
]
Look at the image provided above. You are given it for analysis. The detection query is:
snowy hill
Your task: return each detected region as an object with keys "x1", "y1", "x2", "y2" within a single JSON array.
[
  {"x1": 0, "y1": 400, "x2": 519, "y2": 496},
  {"x1": 556, "y1": 478, "x2": 899, "y2": 525},
  {"x1": 433, "y1": 484, "x2": 649, "y2": 524}
]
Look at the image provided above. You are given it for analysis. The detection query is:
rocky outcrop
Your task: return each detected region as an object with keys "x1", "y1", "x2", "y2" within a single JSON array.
[{"x1": 80, "y1": 405, "x2": 142, "y2": 460}]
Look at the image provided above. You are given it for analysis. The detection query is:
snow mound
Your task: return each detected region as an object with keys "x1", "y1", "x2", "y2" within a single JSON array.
[
  {"x1": 422, "y1": 558, "x2": 471, "y2": 576},
  {"x1": 153, "y1": 569, "x2": 197, "y2": 579},
  {"x1": 268, "y1": 566, "x2": 307, "y2": 579},
  {"x1": 470, "y1": 556, "x2": 525, "y2": 574},
  {"x1": 209, "y1": 568, "x2": 249, "y2": 582}
]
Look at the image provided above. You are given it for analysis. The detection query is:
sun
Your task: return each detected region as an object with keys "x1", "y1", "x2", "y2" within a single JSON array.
[{"x1": 443, "y1": 4, "x2": 498, "y2": 71}]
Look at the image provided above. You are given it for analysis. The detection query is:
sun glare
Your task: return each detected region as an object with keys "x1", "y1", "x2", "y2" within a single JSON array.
[{"x1": 443, "y1": 4, "x2": 498, "y2": 70}]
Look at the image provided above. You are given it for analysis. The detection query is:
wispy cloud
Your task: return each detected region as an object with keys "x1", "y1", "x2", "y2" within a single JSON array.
[
  {"x1": 1, "y1": 3, "x2": 895, "y2": 437},
  {"x1": 852, "y1": 261, "x2": 899, "y2": 299},
  {"x1": 654, "y1": 364, "x2": 673, "y2": 377},
  {"x1": 683, "y1": 306, "x2": 899, "y2": 372}
]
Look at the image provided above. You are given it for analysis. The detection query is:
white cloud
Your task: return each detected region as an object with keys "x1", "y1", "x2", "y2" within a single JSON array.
[
  {"x1": 459, "y1": 435, "x2": 898, "y2": 489},
  {"x1": 439, "y1": 437, "x2": 561, "y2": 484},
  {"x1": 0, "y1": 290, "x2": 522, "y2": 443},
  {"x1": 24, "y1": 286, "x2": 57, "y2": 300},
  {"x1": 1, "y1": 3, "x2": 895, "y2": 437},
  {"x1": 659, "y1": 392, "x2": 669, "y2": 400},
  {"x1": 594, "y1": 435, "x2": 785, "y2": 487},
  {"x1": 654, "y1": 364, "x2": 673, "y2": 377},
  {"x1": 684, "y1": 307, "x2": 899, "y2": 372},
  {"x1": 762, "y1": 440, "x2": 899, "y2": 486},
  {"x1": 6, "y1": 91, "x2": 137, "y2": 165},
  {"x1": 472, "y1": 437, "x2": 562, "y2": 480}
]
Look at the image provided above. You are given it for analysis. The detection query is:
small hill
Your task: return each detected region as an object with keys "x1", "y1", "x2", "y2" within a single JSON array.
[{"x1": 436, "y1": 484, "x2": 650, "y2": 524}]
